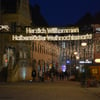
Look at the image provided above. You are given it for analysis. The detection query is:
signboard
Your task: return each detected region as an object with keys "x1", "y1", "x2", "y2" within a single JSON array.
[
  {"x1": 12, "y1": 34, "x2": 92, "y2": 41},
  {"x1": 26, "y1": 27, "x2": 79, "y2": 34}
]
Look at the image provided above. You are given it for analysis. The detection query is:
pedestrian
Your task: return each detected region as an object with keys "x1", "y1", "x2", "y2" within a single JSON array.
[
  {"x1": 39, "y1": 70, "x2": 42, "y2": 82},
  {"x1": 51, "y1": 71, "x2": 54, "y2": 82},
  {"x1": 31, "y1": 69, "x2": 36, "y2": 82}
]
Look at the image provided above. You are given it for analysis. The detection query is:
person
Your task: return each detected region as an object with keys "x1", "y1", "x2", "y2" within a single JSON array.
[
  {"x1": 51, "y1": 71, "x2": 54, "y2": 82},
  {"x1": 39, "y1": 70, "x2": 42, "y2": 82},
  {"x1": 80, "y1": 72, "x2": 86, "y2": 87},
  {"x1": 31, "y1": 69, "x2": 36, "y2": 82}
]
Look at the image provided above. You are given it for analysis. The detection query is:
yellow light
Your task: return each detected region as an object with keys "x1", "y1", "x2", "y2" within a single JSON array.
[
  {"x1": 95, "y1": 59, "x2": 100, "y2": 63},
  {"x1": 81, "y1": 42, "x2": 87, "y2": 47},
  {"x1": 74, "y1": 52, "x2": 78, "y2": 55},
  {"x1": 76, "y1": 56, "x2": 79, "y2": 60}
]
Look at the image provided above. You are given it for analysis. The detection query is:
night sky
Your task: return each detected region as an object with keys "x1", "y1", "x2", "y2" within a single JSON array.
[{"x1": 29, "y1": 0, "x2": 100, "y2": 26}]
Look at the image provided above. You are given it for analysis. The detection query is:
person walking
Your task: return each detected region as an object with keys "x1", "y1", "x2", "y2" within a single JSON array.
[
  {"x1": 39, "y1": 70, "x2": 42, "y2": 82},
  {"x1": 31, "y1": 69, "x2": 36, "y2": 82}
]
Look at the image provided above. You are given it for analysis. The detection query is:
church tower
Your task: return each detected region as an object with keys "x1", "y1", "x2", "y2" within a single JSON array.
[
  {"x1": 0, "y1": 0, "x2": 32, "y2": 82},
  {"x1": 0, "y1": 0, "x2": 31, "y2": 26}
]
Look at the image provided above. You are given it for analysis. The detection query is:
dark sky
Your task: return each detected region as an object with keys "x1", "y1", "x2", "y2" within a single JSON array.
[{"x1": 29, "y1": 0, "x2": 100, "y2": 26}]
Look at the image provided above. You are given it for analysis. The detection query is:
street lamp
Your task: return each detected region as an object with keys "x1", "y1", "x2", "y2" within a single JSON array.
[
  {"x1": 81, "y1": 42, "x2": 87, "y2": 79},
  {"x1": 74, "y1": 51, "x2": 78, "y2": 67},
  {"x1": 74, "y1": 51, "x2": 79, "y2": 65},
  {"x1": 73, "y1": 51, "x2": 80, "y2": 80},
  {"x1": 74, "y1": 51, "x2": 78, "y2": 55}
]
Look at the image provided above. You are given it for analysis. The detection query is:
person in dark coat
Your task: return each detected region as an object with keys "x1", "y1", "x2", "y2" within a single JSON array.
[{"x1": 32, "y1": 69, "x2": 36, "y2": 82}]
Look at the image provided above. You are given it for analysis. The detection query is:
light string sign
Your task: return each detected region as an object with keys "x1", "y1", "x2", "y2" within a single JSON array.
[
  {"x1": 12, "y1": 27, "x2": 92, "y2": 41},
  {"x1": 12, "y1": 34, "x2": 92, "y2": 41},
  {"x1": 26, "y1": 27, "x2": 79, "y2": 34}
]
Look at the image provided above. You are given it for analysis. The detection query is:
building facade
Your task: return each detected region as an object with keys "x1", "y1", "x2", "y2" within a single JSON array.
[
  {"x1": 0, "y1": 0, "x2": 60, "y2": 82},
  {"x1": 92, "y1": 24, "x2": 100, "y2": 63},
  {"x1": 0, "y1": 0, "x2": 31, "y2": 25}
]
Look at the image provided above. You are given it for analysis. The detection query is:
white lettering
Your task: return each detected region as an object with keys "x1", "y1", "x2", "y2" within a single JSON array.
[
  {"x1": 26, "y1": 27, "x2": 79, "y2": 34},
  {"x1": 12, "y1": 34, "x2": 92, "y2": 41}
]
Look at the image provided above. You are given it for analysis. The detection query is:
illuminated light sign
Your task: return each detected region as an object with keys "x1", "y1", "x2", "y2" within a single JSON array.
[
  {"x1": 0, "y1": 25, "x2": 10, "y2": 31},
  {"x1": 95, "y1": 59, "x2": 100, "y2": 63},
  {"x1": 96, "y1": 28, "x2": 100, "y2": 33},
  {"x1": 12, "y1": 35, "x2": 46, "y2": 41},
  {"x1": 26, "y1": 27, "x2": 79, "y2": 34},
  {"x1": 79, "y1": 60, "x2": 92, "y2": 64},
  {"x1": 12, "y1": 34, "x2": 92, "y2": 41}
]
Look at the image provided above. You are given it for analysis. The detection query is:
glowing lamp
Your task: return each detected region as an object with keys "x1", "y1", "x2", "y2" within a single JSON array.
[
  {"x1": 66, "y1": 60, "x2": 70, "y2": 64},
  {"x1": 95, "y1": 59, "x2": 100, "y2": 63},
  {"x1": 61, "y1": 65, "x2": 66, "y2": 72},
  {"x1": 81, "y1": 42, "x2": 87, "y2": 47},
  {"x1": 74, "y1": 52, "x2": 78, "y2": 55}
]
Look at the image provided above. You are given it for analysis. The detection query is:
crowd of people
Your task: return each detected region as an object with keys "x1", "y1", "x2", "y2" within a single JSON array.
[{"x1": 31, "y1": 68, "x2": 70, "y2": 82}]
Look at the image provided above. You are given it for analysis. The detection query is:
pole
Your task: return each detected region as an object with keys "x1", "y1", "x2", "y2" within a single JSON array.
[
  {"x1": 69, "y1": 35, "x2": 71, "y2": 76},
  {"x1": 52, "y1": 48, "x2": 53, "y2": 68},
  {"x1": 84, "y1": 48, "x2": 86, "y2": 80},
  {"x1": 31, "y1": 41, "x2": 33, "y2": 68}
]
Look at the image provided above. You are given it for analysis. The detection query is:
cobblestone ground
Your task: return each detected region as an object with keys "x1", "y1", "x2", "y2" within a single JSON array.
[{"x1": 0, "y1": 81, "x2": 100, "y2": 100}]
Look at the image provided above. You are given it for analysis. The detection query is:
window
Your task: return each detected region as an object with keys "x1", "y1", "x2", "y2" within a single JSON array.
[{"x1": 92, "y1": 68, "x2": 98, "y2": 75}]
